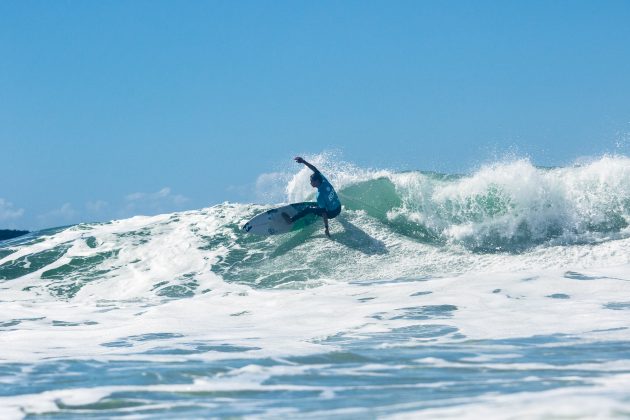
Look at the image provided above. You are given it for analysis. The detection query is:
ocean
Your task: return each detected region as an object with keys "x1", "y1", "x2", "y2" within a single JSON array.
[{"x1": 1, "y1": 156, "x2": 630, "y2": 419}]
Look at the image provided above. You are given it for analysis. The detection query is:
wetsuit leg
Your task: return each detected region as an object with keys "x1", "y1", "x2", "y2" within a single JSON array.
[
  {"x1": 291, "y1": 206, "x2": 326, "y2": 223},
  {"x1": 326, "y1": 206, "x2": 341, "y2": 219}
]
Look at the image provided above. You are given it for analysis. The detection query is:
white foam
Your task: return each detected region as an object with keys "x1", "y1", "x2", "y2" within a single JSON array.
[
  {"x1": 1, "y1": 199, "x2": 630, "y2": 365},
  {"x1": 388, "y1": 156, "x2": 630, "y2": 245},
  {"x1": 386, "y1": 373, "x2": 630, "y2": 420}
]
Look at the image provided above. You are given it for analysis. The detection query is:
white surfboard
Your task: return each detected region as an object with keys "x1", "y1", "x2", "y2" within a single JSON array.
[{"x1": 242, "y1": 202, "x2": 319, "y2": 236}]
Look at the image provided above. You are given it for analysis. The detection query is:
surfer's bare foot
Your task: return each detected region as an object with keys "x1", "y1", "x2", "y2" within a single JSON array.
[{"x1": 281, "y1": 212, "x2": 292, "y2": 224}]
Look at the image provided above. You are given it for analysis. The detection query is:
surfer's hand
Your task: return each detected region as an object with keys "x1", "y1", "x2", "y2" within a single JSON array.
[
  {"x1": 294, "y1": 156, "x2": 305, "y2": 164},
  {"x1": 325, "y1": 227, "x2": 330, "y2": 238}
]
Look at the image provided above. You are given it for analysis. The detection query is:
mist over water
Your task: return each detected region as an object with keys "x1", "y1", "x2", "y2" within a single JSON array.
[{"x1": 2, "y1": 155, "x2": 630, "y2": 418}]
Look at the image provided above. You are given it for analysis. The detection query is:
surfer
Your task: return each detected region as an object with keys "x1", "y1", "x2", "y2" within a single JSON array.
[{"x1": 282, "y1": 157, "x2": 341, "y2": 237}]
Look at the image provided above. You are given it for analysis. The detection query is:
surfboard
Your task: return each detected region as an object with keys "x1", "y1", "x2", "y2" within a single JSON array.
[{"x1": 242, "y1": 202, "x2": 319, "y2": 236}]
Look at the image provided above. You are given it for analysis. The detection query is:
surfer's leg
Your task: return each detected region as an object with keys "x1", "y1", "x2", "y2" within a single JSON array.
[
  {"x1": 326, "y1": 206, "x2": 341, "y2": 219},
  {"x1": 284, "y1": 206, "x2": 324, "y2": 223},
  {"x1": 292, "y1": 206, "x2": 322, "y2": 221}
]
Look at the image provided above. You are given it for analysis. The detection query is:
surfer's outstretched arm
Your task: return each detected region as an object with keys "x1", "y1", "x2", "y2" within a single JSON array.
[
  {"x1": 294, "y1": 156, "x2": 319, "y2": 174},
  {"x1": 323, "y1": 213, "x2": 330, "y2": 238}
]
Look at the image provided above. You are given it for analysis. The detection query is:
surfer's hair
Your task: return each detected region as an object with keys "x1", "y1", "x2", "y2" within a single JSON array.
[{"x1": 310, "y1": 172, "x2": 323, "y2": 183}]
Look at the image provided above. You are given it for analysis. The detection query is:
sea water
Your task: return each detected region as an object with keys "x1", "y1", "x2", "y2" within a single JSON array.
[{"x1": 1, "y1": 156, "x2": 630, "y2": 419}]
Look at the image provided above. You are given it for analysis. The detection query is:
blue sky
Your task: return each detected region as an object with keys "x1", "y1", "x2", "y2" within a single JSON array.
[{"x1": 1, "y1": 1, "x2": 630, "y2": 230}]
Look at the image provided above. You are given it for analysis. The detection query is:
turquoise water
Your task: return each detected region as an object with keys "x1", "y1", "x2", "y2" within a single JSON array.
[{"x1": 2, "y1": 156, "x2": 630, "y2": 418}]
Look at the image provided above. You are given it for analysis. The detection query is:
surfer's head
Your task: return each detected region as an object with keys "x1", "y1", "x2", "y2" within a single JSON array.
[{"x1": 310, "y1": 172, "x2": 323, "y2": 187}]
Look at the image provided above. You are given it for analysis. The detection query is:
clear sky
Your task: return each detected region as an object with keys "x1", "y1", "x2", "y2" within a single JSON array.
[{"x1": 1, "y1": 0, "x2": 630, "y2": 230}]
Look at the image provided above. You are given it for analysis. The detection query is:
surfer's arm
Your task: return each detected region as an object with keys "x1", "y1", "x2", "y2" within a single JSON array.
[
  {"x1": 323, "y1": 214, "x2": 330, "y2": 238},
  {"x1": 294, "y1": 157, "x2": 319, "y2": 174}
]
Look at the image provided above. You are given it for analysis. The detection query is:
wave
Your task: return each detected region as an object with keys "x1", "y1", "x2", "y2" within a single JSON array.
[
  {"x1": 1, "y1": 155, "x2": 630, "y2": 299},
  {"x1": 323, "y1": 155, "x2": 630, "y2": 251}
]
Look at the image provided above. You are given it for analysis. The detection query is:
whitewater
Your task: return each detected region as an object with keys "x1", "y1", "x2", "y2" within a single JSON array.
[{"x1": 2, "y1": 155, "x2": 630, "y2": 419}]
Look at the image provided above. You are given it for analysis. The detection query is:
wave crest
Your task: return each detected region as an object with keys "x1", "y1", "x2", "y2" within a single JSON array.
[{"x1": 330, "y1": 156, "x2": 630, "y2": 251}]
